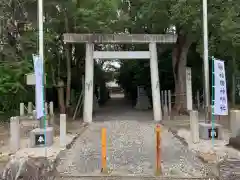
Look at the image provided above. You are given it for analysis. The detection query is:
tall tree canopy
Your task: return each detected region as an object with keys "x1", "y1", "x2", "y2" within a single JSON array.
[{"x1": 1, "y1": 0, "x2": 240, "y2": 118}]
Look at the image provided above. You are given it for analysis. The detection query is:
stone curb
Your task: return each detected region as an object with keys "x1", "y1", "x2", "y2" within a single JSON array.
[
  {"x1": 0, "y1": 122, "x2": 89, "y2": 163},
  {"x1": 0, "y1": 154, "x2": 10, "y2": 164},
  {"x1": 55, "y1": 174, "x2": 218, "y2": 179},
  {"x1": 166, "y1": 126, "x2": 219, "y2": 178},
  {"x1": 167, "y1": 127, "x2": 211, "y2": 163},
  {"x1": 0, "y1": 122, "x2": 89, "y2": 179},
  {"x1": 53, "y1": 122, "x2": 89, "y2": 169},
  {"x1": 167, "y1": 128, "x2": 188, "y2": 146}
]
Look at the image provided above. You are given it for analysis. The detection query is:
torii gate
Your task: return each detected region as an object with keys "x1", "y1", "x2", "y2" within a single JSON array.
[{"x1": 63, "y1": 34, "x2": 177, "y2": 123}]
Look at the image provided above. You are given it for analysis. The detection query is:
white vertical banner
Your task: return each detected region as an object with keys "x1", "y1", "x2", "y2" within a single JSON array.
[
  {"x1": 214, "y1": 59, "x2": 228, "y2": 115},
  {"x1": 33, "y1": 54, "x2": 44, "y2": 119},
  {"x1": 186, "y1": 67, "x2": 193, "y2": 110}
]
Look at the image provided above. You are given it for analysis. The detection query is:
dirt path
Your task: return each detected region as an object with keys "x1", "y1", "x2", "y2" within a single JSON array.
[{"x1": 56, "y1": 95, "x2": 212, "y2": 177}]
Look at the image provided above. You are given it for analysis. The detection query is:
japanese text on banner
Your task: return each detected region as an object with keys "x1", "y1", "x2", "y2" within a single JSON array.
[
  {"x1": 214, "y1": 59, "x2": 228, "y2": 115},
  {"x1": 33, "y1": 54, "x2": 44, "y2": 119}
]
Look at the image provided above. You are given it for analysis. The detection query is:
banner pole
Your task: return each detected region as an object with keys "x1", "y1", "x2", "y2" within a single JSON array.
[{"x1": 211, "y1": 56, "x2": 215, "y2": 147}]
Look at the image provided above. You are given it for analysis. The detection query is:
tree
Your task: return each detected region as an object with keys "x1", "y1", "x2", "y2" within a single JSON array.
[
  {"x1": 0, "y1": 0, "x2": 37, "y2": 114},
  {"x1": 2, "y1": 0, "x2": 240, "y2": 119},
  {"x1": 116, "y1": 0, "x2": 240, "y2": 112},
  {"x1": 0, "y1": 0, "x2": 122, "y2": 117}
]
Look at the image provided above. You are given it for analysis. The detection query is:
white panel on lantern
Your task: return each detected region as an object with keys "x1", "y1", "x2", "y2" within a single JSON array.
[
  {"x1": 138, "y1": 86, "x2": 146, "y2": 96},
  {"x1": 26, "y1": 73, "x2": 46, "y2": 85},
  {"x1": 93, "y1": 51, "x2": 150, "y2": 59},
  {"x1": 186, "y1": 67, "x2": 193, "y2": 110}
]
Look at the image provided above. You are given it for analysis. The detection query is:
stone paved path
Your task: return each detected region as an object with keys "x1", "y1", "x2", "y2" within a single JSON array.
[{"x1": 56, "y1": 94, "x2": 211, "y2": 178}]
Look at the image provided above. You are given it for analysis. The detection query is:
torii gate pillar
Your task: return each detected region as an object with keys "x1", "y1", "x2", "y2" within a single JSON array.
[
  {"x1": 149, "y1": 42, "x2": 161, "y2": 121},
  {"x1": 83, "y1": 43, "x2": 94, "y2": 123}
]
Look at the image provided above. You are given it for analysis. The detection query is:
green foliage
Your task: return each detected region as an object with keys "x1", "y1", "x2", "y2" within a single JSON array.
[
  {"x1": 0, "y1": 58, "x2": 34, "y2": 114},
  {"x1": 0, "y1": 0, "x2": 36, "y2": 114},
  {"x1": 0, "y1": 0, "x2": 121, "y2": 116},
  {"x1": 116, "y1": 0, "x2": 240, "y2": 103},
  {"x1": 2, "y1": 0, "x2": 240, "y2": 116}
]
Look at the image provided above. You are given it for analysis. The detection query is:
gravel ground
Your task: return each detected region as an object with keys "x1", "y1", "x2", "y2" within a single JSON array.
[{"x1": 56, "y1": 95, "x2": 212, "y2": 178}]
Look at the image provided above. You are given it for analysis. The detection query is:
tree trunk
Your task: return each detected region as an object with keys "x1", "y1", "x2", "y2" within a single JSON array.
[
  {"x1": 57, "y1": 80, "x2": 65, "y2": 114},
  {"x1": 232, "y1": 52, "x2": 236, "y2": 107},
  {"x1": 65, "y1": 44, "x2": 71, "y2": 113},
  {"x1": 64, "y1": 10, "x2": 72, "y2": 114},
  {"x1": 172, "y1": 34, "x2": 192, "y2": 114}
]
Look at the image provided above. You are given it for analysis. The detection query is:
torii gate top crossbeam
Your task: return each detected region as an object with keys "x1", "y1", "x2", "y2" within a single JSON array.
[{"x1": 63, "y1": 33, "x2": 177, "y2": 44}]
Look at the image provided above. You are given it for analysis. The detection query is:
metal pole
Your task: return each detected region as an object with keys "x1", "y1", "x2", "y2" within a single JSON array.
[
  {"x1": 232, "y1": 54, "x2": 236, "y2": 107},
  {"x1": 203, "y1": 0, "x2": 210, "y2": 122},
  {"x1": 155, "y1": 124, "x2": 161, "y2": 175},
  {"x1": 38, "y1": 0, "x2": 45, "y2": 128},
  {"x1": 101, "y1": 128, "x2": 107, "y2": 173}
]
